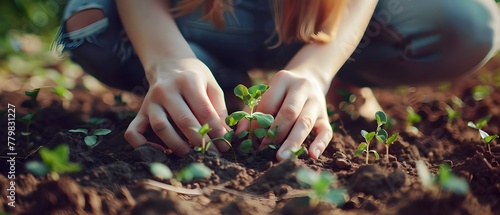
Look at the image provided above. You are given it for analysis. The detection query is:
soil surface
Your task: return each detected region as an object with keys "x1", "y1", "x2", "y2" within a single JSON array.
[{"x1": 1, "y1": 60, "x2": 499, "y2": 215}]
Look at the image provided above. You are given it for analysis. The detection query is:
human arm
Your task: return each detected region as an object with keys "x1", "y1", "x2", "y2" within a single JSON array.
[
  {"x1": 238, "y1": 0, "x2": 378, "y2": 160},
  {"x1": 117, "y1": 0, "x2": 230, "y2": 155}
]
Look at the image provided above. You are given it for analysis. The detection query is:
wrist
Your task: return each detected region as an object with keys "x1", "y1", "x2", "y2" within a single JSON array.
[
  {"x1": 288, "y1": 69, "x2": 332, "y2": 94},
  {"x1": 144, "y1": 57, "x2": 210, "y2": 84}
]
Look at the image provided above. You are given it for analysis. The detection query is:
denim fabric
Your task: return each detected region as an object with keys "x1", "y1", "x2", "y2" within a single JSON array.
[{"x1": 55, "y1": 0, "x2": 500, "y2": 91}]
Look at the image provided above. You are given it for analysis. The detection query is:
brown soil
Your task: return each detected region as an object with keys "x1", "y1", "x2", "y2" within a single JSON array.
[{"x1": 1, "y1": 62, "x2": 499, "y2": 215}]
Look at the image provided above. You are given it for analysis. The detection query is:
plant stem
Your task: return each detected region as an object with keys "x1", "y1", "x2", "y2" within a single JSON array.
[
  {"x1": 386, "y1": 145, "x2": 389, "y2": 163},
  {"x1": 488, "y1": 144, "x2": 491, "y2": 153},
  {"x1": 248, "y1": 106, "x2": 255, "y2": 142},
  {"x1": 365, "y1": 141, "x2": 369, "y2": 165}
]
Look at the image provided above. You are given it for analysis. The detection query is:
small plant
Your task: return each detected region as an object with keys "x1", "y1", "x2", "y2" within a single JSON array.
[
  {"x1": 17, "y1": 113, "x2": 35, "y2": 148},
  {"x1": 225, "y1": 84, "x2": 275, "y2": 154},
  {"x1": 191, "y1": 124, "x2": 213, "y2": 154},
  {"x1": 296, "y1": 167, "x2": 347, "y2": 207},
  {"x1": 150, "y1": 162, "x2": 212, "y2": 182},
  {"x1": 467, "y1": 115, "x2": 498, "y2": 152},
  {"x1": 416, "y1": 160, "x2": 469, "y2": 196},
  {"x1": 25, "y1": 144, "x2": 81, "y2": 179},
  {"x1": 445, "y1": 96, "x2": 463, "y2": 126},
  {"x1": 69, "y1": 128, "x2": 112, "y2": 147},
  {"x1": 406, "y1": 107, "x2": 422, "y2": 134},
  {"x1": 355, "y1": 111, "x2": 397, "y2": 164}
]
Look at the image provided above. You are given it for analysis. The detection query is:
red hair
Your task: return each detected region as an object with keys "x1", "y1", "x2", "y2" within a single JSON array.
[{"x1": 170, "y1": 0, "x2": 347, "y2": 44}]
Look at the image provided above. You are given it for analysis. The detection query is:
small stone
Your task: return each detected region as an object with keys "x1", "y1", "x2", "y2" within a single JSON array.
[{"x1": 335, "y1": 158, "x2": 352, "y2": 170}]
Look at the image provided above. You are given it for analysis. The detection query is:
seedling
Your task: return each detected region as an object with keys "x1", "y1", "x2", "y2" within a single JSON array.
[
  {"x1": 296, "y1": 167, "x2": 347, "y2": 207},
  {"x1": 17, "y1": 113, "x2": 35, "y2": 148},
  {"x1": 445, "y1": 97, "x2": 463, "y2": 126},
  {"x1": 25, "y1": 144, "x2": 81, "y2": 180},
  {"x1": 355, "y1": 111, "x2": 397, "y2": 164},
  {"x1": 467, "y1": 115, "x2": 497, "y2": 152},
  {"x1": 69, "y1": 128, "x2": 112, "y2": 147},
  {"x1": 225, "y1": 84, "x2": 275, "y2": 154},
  {"x1": 191, "y1": 124, "x2": 213, "y2": 154},
  {"x1": 416, "y1": 160, "x2": 469, "y2": 196},
  {"x1": 150, "y1": 162, "x2": 211, "y2": 182},
  {"x1": 406, "y1": 107, "x2": 421, "y2": 134}
]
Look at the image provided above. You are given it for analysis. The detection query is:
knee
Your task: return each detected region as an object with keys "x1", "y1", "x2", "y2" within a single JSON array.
[{"x1": 66, "y1": 9, "x2": 106, "y2": 33}]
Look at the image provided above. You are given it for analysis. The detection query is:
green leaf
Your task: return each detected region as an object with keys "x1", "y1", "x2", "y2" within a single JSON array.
[
  {"x1": 84, "y1": 135, "x2": 97, "y2": 147},
  {"x1": 25, "y1": 161, "x2": 49, "y2": 177},
  {"x1": 479, "y1": 129, "x2": 489, "y2": 140},
  {"x1": 52, "y1": 86, "x2": 72, "y2": 100},
  {"x1": 39, "y1": 144, "x2": 81, "y2": 174},
  {"x1": 268, "y1": 144, "x2": 278, "y2": 150},
  {"x1": 253, "y1": 112, "x2": 274, "y2": 128},
  {"x1": 223, "y1": 130, "x2": 234, "y2": 142},
  {"x1": 375, "y1": 111, "x2": 387, "y2": 125},
  {"x1": 445, "y1": 105, "x2": 460, "y2": 120},
  {"x1": 69, "y1": 128, "x2": 88, "y2": 134},
  {"x1": 386, "y1": 133, "x2": 399, "y2": 145},
  {"x1": 360, "y1": 130, "x2": 368, "y2": 138},
  {"x1": 323, "y1": 189, "x2": 347, "y2": 206},
  {"x1": 416, "y1": 160, "x2": 433, "y2": 188},
  {"x1": 21, "y1": 132, "x2": 32, "y2": 136},
  {"x1": 56, "y1": 163, "x2": 81, "y2": 173},
  {"x1": 240, "y1": 139, "x2": 253, "y2": 153},
  {"x1": 226, "y1": 111, "x2": 248, "y2": 126},
  {"x1": 296, "y1": 167, "x2": 319, "y2": 187},
  {"x1": 376, "y1": 129, "x2": 388, "y2": 142},
  {"x1": 438, "y1": 164, "x2": 452, "y2": 185},
  {"x1": 248, "y1": 84, "x2": 270, "y2": 99},
  {"x1": 406, "y1": 107, "x2": 422, "y2": 124},
  {"x1": 267, "y1": 126, "x2": 278, "y2": 139},
  {"x1": 234, "y1": 84, "x2": 249, "y2": 101},
  {"x1": 451, "y1": 96, "x2": 464, "y2": 108},
  {"x1": 472, "y1": 85, "x2": 491, "y2": 101},
  {"x1": 370, "y1": 150, "x2": 380, "y2": 159},
  {"x1": 150, "y1": 162, "x2": 173, "y2": 179},
  {"x1": 354, "y1": 149, "x2": 365, "y2": 156},
  {"x1": 194, "y1": 146, "x2": 203, "y2": 152},
  {"x1": 238, "y1": 130, "x2": 249, "y2": 139},
  {"x1": 442, "y1": 176, "x2": 469, "y2": 195},
  {"x1": 25, "y1": 88, "x2": 40, "y2": 101},
  {"x1": 291, "y1": 145, "x2": 305, "y2": 157},
  {"x1": 364, "y1": 131, "x2": 376, "y2": 143},
  {"x1": 93, "y1": 129, "x2": 112, "y2": 136},
  {"x1": 467, "y1": 121, "x2": 477, "y2": 129},
  {"x1": 196, "y1": 124, "x2": 211, "y2": 136},
  {"x1": 314, "y1": 171, "x2": 334, "y2": 192},
  {"x1": 254, "y1": 128, "x2": 267, "y2": 139},
  {"x1": 18, "y1": 113, "x2": 34, "y2": 125},
  {"x1": 357, "y1": 142, "x2": 368, "y2": 151},
  {"x1": 185, "y1": 163, "x2": 211, "y2": 180},
  {"x1": 476, "y1": 115, "x2": 491, "y2": 129},
  {"x1": 484, "y1": 134, "x2": 499, "y2": 143}
]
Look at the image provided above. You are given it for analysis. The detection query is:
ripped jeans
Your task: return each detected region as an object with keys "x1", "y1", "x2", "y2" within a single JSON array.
[{"x1": 55, "y1": 0, "x2": 500, "y2": 92}]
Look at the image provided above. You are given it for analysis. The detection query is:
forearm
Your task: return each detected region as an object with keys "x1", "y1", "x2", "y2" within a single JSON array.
[
  {"x1": 285, "y1": 0, "x2": 378, "y2": 94},
  {"x1": 116, "y1": 0, "x2": 195, "y2": 82}
]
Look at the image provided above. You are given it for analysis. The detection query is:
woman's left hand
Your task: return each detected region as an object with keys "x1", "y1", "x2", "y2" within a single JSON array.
[{"x1": 236, "y1": 70, "x2": 333, "y2": 161}]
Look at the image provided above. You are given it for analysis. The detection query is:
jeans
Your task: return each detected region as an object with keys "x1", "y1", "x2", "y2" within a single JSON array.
[{"x1": 55, "y1": 0, "x2": 500, "y2": 91}]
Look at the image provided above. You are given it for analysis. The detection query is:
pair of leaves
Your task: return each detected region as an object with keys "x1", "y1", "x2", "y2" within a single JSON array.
[
  {"x1": 296, "y1": 167, "x2": 346, "y2": 205},
  {"x1": 226, "y1": 111, "x2": 274, "y2": 128},
  {"x1": 25, "y1": 144, "x2": 81, "y2": 176},
  {"x1": 150, "y1": 162, "x2": 211, "y2": 182},
  {"x1": 467, "y1": 115, "x2": 491, "y2": 130},
  {"x1": 26, "y1": 87, "x2": 72, "y2": 102},
  {"x1": 234, "y1": 84, "x2": 270, "y2": 108},
  {"x1": 69, "y1": 128, "x2": 112, "y2": 147},
  {"x1": 406, "y1": 107, "x2": 422, "y2": 124},
  {"x1": 354, "y1": 142, "x2": 380, "y2": 159}
]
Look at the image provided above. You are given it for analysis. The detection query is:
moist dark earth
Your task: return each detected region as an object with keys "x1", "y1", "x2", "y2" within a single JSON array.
[{"x1": 0, "y1": 60, "x2": 499, "y2": 215}]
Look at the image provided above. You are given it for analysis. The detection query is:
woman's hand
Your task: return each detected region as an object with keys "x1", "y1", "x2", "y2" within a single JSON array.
[
  {"x1": 125, "y1": 58, "x2": 231, "y2": 156},
  {"x1": 236, "y1": 70, "x2": 333, "y2": 161}
]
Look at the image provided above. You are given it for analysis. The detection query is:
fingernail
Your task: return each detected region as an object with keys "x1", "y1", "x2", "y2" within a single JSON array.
[
  {"x1": 313, "y1": 148, "x2": 321, "y2": 159},
  {"x1": 280, "y1": 150, "x2": 291, "y2": 160}
]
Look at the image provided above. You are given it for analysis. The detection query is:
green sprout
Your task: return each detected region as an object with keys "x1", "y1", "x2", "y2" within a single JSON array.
[
  {"x1": 191, "y1": 124, "x2": 213, "y2": 154},
  {"x1": 18, "y1": 113, "x2": 35, "y2": 148},
  {"x1": 355, "y1": 111, "x2": 396, "y2": 164},
  {"x1": 445, "y1": 96, "x2": 463, "y2": 126},
  {"x1": 467, "y1": 115, "x2": 498, "y2": 152},
  {"x1": 150, "y1": 162, "x2": 212, "y2": 182},
  {"x1": 25, "y1": 144, "x2": 81, "y2": 180},
  {"x1": 296, "y1": 167, "x2": 347, "y2": 207},
  {"x1": 68, "y1": 128, "x2": 112, "y2": 147},
  {"x1": 225, "y1": 84, "x2": 275, "y2": 154},
  {"x1": 406, "y1": 107, "x2": 422, "y2": 134},
  {"x1": 416, "y1": 160, "x2": 469, "y2": 196}
]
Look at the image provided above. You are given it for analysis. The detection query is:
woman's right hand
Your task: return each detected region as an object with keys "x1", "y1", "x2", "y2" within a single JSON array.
[{"x1": 124, "y1": 58, "x2": 231, "y2": 156}]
